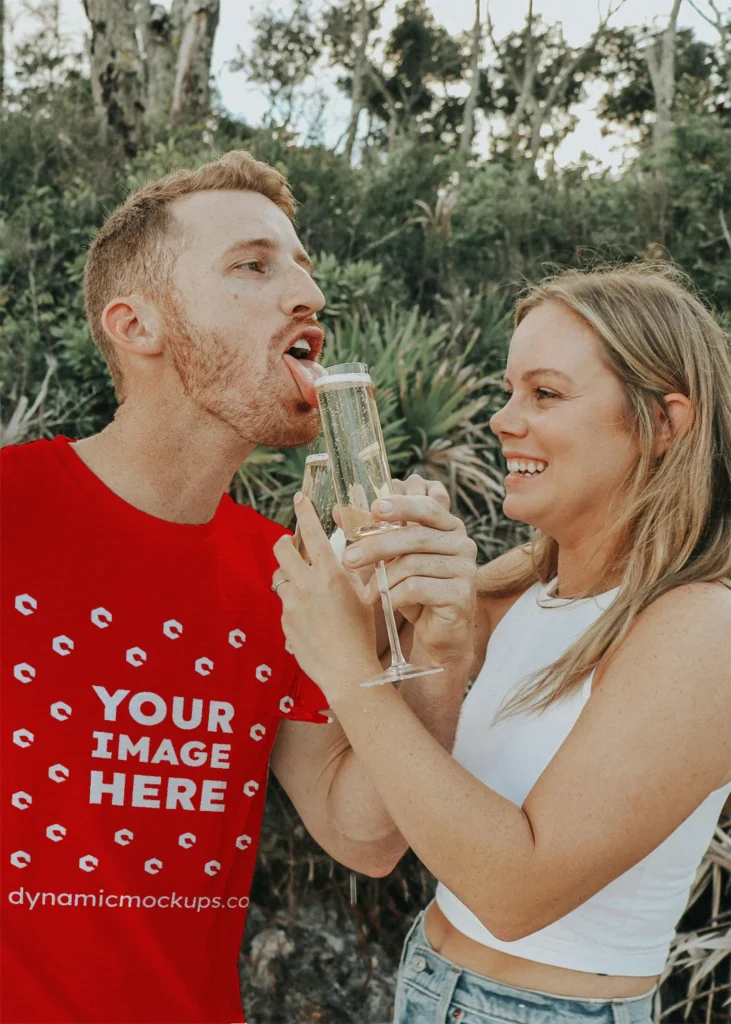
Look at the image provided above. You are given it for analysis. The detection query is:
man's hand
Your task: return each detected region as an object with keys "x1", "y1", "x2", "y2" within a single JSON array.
[{"x1": 340, "y1": 475, "x2": 478, "y2": 668}]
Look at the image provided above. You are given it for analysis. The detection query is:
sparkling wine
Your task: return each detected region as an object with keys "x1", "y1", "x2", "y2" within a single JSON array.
[{"x1": 314, "y1": 373, "x2": 401, "y2": 542}]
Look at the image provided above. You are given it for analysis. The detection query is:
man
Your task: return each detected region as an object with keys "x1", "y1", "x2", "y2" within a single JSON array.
[{"x1": 1, "y1": 150, "x2": 475, "y2": 1023}]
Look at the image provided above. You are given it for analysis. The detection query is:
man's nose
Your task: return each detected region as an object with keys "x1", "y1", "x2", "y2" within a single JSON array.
[{"x1": 284, "y1": 268, "x2": 325, "y2": 319}]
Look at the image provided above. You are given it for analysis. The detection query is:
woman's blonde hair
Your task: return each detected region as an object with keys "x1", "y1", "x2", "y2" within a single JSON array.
[{"x1": 486, "y1": 263, "x2": 731, "y2": 717}]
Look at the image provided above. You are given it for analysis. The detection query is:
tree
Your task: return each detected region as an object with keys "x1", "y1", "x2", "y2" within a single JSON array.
[
  {"x1": 644, "y1": 0, "x2": 683, "y2": 148},
  {"x1": 169, "y1": 0, "x2": 220, "y2": 125},
  {"x1": 1, "y1": 0, "x2": 5, "y2": 107},
  {"x1": 231, "y1": 0, "x2": 318, "y2": 130},
  {"x1": 82, "y1": 0, "x2": 220, "y2": 152},
  {"x1": 83, "y1": 0, "x2": 146, "y2": 157},
  {"x1": 459, "y1": 0, "x2": 484, "y2": 159},
  {"x1": 687, "y1": 0, "x2": 731, "y2": 91},
  {"x1": 485, "y1": 0, "x2": 628, "y2": 164}
]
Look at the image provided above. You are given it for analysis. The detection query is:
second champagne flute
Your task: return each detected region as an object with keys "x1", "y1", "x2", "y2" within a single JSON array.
[{"x1": 313, "y1": 362, "x2": 443, "y2": 687}]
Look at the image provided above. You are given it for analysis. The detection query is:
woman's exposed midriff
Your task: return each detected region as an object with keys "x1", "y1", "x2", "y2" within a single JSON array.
[{"x1": 424, "y1": 901, "x2": 658, "y2": 1000}]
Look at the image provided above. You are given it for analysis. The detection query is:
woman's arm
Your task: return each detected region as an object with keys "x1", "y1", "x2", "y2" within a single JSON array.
[{"x1": 275, "y1": 506, "x2": 731, "y2": 942}]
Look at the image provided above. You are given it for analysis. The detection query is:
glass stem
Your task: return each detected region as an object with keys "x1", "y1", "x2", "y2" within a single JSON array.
[{"x1": 375, "y1": 560, "x2": 406, "y2": 667}]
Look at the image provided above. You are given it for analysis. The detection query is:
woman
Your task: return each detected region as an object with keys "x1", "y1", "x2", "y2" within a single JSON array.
[{"x1": 273, "y1": 265, "x2": 731, "y2": 1024}]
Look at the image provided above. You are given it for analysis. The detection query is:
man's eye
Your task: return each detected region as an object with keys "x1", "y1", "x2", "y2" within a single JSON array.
[{"x1": 236, "y1": 261, "x2": 263, "y2": 272}]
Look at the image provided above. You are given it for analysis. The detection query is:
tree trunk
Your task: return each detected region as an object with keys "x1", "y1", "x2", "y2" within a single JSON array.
[
  {"x1": 83, "y1": 0, "x2": 146, "y2": 157},
  {"x1": 344, "y1": 0, "x2": 371, "y2": 164},
  {"x1": 645, "y1": 0, "x2": 683, "y2": 149},
  {"x1": 169, "y1": 0, "x2": 220, "y2": 125},
  {"x1": 458, "y1": 0, "x2": 482, "y2": 159},
  {"x1": 137, "y1": 1, "x2": 183, "y2": 126},
  {"x1": 0, "y1": 0, "x2": 5, "y2": 108}
]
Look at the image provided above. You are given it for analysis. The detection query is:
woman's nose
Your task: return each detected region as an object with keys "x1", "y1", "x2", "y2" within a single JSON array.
[{"x1": 490, "y1": 396, "x2": 528, "y2": 438}]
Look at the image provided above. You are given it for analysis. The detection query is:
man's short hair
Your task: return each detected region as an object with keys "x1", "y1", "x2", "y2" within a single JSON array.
[{"x1": 83, "y1": 150, "x2": 295, "y2": 400}]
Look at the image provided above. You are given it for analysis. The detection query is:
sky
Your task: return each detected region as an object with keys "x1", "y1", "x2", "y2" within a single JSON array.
[{"x1": 5, "y1": 0, "x2": 726, "y2": 169}]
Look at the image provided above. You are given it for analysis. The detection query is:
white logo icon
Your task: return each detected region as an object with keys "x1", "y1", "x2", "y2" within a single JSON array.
[
  {"x1": 13, "y1": 729, "x2": 34, "y2": 748},
  {"x1": 48, "y1": 763, "x2": 70, "y2": 783},
  {"x1": 285, "y1": 637, "x2": 294, "y2": 655},
  {"x1": 13, "y1": 663, "x2": 35, "y2": 684},
  {"x1": 235, "y1": 834, "x2": 252, "y2": 851},
  {"x1": 255, "y1": 664, "x2": 272, "y2": 683},
  {"x1": 11, "y1": 791, "x2": 32, "y2": 810},
  {"x1": 228, "y1": 629, "x2": 246, "y2": 648},
  {"x1": 126, "y1": 647, "x2": 147, "y2": 667},
  {"x1": 52, "y1": 635, "x2": 74, "y2": 656},
  {"x1": 279, "y1": 696, "x2": 294, "y2": 714},
  {"x1": 144, "y1": 858, "x2": 163, "y2": 875},
  {"x1": 178, "y1": 832, "x2": 196, "y2": 849},
  {"x1": 249, "y1": 723, "x2": 266, "y2": 742},
  {"x1": 46, "y1": 824, "x2": 66, "y2": 842},
  {"x1": 114, "y1": 829, "x2": 134, "y2": 846},
  {"x1": 204, "y1": 860, "x2": 220, "y2": 876},
  {"x1": 243, "y1": 780, "x2": 259, "y2": 797},
  {"x1": 91, "y1": 607, "x2": 112, "y2": 628},
  {"x1": 14, "y1": 594, "x2": 37, "y2": 616},
  {"x1": 10, "y1": 850, "x2": 30, "y2": 869},
  {"x1": 79, "y1": 855, "x2": 98, "y2": 872},
  {"x1": 195, "y1": 657, "x2": 214, "y2": 676},
  {"x1": 50, "y1": 701, "x2": 72, "y2": 722},
  {"x1": 163, "y1": 619, "x2": 183, "y2": 639}
]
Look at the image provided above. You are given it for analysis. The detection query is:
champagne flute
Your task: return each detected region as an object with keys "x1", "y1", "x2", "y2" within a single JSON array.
[
  {"x1": 313, "y1": 362, "x2": 444, "y2": 687},
  {"x1": 292, "y1": 448, "x2": 357, "y2": 904},
  {"x1": 293, "y1": 451, "x2": 345, "y2": 564}
]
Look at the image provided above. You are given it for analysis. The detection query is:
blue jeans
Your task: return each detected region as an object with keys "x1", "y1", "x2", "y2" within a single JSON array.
[{"x1": 393, "y1": 908, "x2": 654, "y2": 1024}]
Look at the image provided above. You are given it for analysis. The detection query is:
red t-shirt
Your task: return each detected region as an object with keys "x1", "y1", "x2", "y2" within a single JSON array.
[{"x1": 1, "y1": 436, "x2": 328, "y2": 1024}]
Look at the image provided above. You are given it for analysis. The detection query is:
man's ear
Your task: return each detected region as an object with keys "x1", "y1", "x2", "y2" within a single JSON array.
[
  {"x1": 655, "y1": 393, "x2": 694, "y2": 457},
  {"x1": 101, "y1": 295, "x2": 164, "y2": 358}
]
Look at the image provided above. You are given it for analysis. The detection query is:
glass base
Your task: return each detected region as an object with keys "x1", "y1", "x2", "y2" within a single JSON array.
[{"x1": 361, "y1": 662, "x2": 444, "y2": 687}]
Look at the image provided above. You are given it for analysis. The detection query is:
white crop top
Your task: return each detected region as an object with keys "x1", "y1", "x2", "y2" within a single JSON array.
[{"x1": 435, "y1": 579, "x2": 730, "y2": 976}]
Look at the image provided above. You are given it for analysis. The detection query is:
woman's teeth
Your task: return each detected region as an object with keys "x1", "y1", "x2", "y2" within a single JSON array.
[{"x1": 507, "y1": 460, "x2": 547, "y2": 476}]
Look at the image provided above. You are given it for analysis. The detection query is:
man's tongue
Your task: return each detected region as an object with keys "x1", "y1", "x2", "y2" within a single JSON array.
[{"x1": 282, "y1": 352, "x2": 321, "y2": 408}]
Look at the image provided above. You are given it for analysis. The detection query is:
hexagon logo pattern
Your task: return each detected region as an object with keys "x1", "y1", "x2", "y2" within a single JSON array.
[
  {"x1": 52, "y1": 635, "x2": 74, "y2": 656},
  {"x1": 163, "y1": 619, "x2": 183, "y2": 639},
  {"x1": 126, "y1": 647, "x2": 147, "y2": 667},
  {"x1": 204, "y1": 860, "x2": 220, "y2": 876},
  {"x1": 235, "y1": 834, "x2": 252, "y2": 851},
  {"x1": 195, "y1": 657, "x2": 214, "y2": 676},
  {"x1": 91, "y1": 607, "x2": 112, "y2": 629},
  {"x1": 46, "y1": 824, "x2": 66, "y2": 842},
  {"x1": 114, "y1": 829, "x2": 134, "y2": 846},
  {"x1": 279, "y1": 696, "x2": 294, "y2": 714},
  {"x1": 79, "y1": 855, "x2": 98, "y2": 872},
  {"x1": 242, "y1": 780, "x2": 259, "y2": 797},
  {"x1": 249, "y1": 723, "x2": 266, "y2": 742},
  {"x1": 10, "y1": 851, "x2": 30, "y2": 869},
  {"x1": 14, "y1": 594, "x2": 37, "y2": 616},
  {"x1": 48, "y1": 764, "x2": 70, "y2": 783},
  {"x1": 255, "y1": 664, "x2": 272, "y2": 683},
  {"x1": 13, "y1": 729, "x2": 34, "y2": 748},
  {"x1": 228, "y1": 629, "x2": 246, "y2": 648},
  {"x1": 13, "y1": 663, "x2": 35, "y2": 684},
  {"x1": 11, "y1": 791, "x2": 32, "y2": 810},
  {"x1": 178, "y1": 833, "x2": 196, "y2": 849},
  {"x1": 145, "y1": 858, "x2": 163, "y2": 875},
  {"x1": 50, "y1": 702, "x2": 72, "y2": 722}
]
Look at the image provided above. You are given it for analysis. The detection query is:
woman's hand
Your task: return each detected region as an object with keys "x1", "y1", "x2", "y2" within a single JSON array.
[
  {"x1": 273, "y1": 495, "x2": 382, "y2": 703},
  {"x1": 341, "y1": 475, "x2": 478, "y2": 668}
]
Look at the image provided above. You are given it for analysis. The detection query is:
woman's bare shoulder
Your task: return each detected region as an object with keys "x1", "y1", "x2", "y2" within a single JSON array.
[{"x1": 471, "y1": 546, "x2": 535, "y2": 678}]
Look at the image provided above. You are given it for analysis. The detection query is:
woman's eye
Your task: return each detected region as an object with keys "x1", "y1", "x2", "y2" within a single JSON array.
[
  {"x1": 535, "y1": 388, "x2": 559, "y2": 401},
  {"x1": 236, "y1": 261, "x2": 264, "y2": 272}
]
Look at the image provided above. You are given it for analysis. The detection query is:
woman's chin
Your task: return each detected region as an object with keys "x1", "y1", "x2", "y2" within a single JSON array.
[{"x1": 502, "y1": 495, "x2": 542, "y2": 528}]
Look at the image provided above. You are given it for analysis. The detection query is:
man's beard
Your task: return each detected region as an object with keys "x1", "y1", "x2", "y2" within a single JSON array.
[{"x1": 162, "y1": 302, "x2": 320, "y2": 449}]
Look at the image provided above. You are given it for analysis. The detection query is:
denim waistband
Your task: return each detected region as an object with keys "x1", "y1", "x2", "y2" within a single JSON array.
[{"x1": 397, "y1": 907, "x2": 655, "y2": 1024}]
